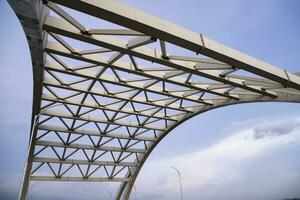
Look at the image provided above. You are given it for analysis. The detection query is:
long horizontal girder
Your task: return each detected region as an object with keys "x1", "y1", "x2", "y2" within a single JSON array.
[
  {"x1": 8, "y1": 0, "x2": 300, "y2": 200},
  {"x1": 41, "y1": 109, "x2": 166, "y2": 131},
  {"x1": 33, "y1": 157, "x2": 139, "y2": 167},
  {"x1": 44, "y1": 59, "x2": 214, "y2": 105},
  {"x1": 35, "y1": 140, "x2": 146, "y2": 154},
  {"x1": 37, "y1": 124, "x2": 156, "y2": 142},
  {"x1": 43, "y1": 76, "x2": 196, "y2": 113},
  {"x1": 43, "y1": 17, "x2": 278, "y2": 98},
  {"x1": 41, "y1": 94, "x2": 178, "y2": 122},
  {"x1": 48, "y1": 0, "x2": 300, "y2": 90},
  {"x1": 31, "y1": 176, "x2": 130, "y2": 182},
  {"x1": 44, "y1": 40, "x2": 240, "y2": 101}
]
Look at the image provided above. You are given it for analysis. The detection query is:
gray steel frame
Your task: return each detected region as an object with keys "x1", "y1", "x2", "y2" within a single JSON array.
[{"x1": 8, "y1": 0, "x2": 300, "y2": 200}]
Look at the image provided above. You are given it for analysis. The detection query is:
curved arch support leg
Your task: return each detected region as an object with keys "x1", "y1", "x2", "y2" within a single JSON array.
[
  {"x1": 115, "y1": 182, "x2": 127, "y2": 200},
  {"x1": 8, "y1": 1, "x2": 48, "y2": 199},
  {"x1": 116, "y1": 91, "x2": 300, "y2": 200}
]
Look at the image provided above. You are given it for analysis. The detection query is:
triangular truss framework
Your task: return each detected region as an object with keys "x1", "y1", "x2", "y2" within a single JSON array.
[{"x1": 8, "y1": 0, "x2": 300, "y2": 200}]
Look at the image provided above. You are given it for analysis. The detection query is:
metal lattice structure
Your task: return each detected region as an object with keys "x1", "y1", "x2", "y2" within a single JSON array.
[{"x1": 8, "y1": 0, "x2": 300, "y2": 199}]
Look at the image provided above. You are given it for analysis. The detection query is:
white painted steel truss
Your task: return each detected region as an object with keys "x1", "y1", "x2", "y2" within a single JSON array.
[{"x1": 8, "y1": 0, "x2": 300, "y2": 199}]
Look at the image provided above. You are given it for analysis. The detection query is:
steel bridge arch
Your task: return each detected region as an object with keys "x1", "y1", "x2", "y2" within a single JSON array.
[{"x1": 8, "y1": 0, "x2": 300, "y2": 200}]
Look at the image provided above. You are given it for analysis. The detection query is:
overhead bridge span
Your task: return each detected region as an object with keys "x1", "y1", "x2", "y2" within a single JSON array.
[{"x1": 8, "y1": 0, "x2": 300, "y2": 199}]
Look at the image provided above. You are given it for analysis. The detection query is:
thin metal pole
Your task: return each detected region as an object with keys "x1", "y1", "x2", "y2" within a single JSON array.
[
  {"x1": 18, "y1": 103, "x2": 64, "y2": 200},
  {"x1": 171, "y1": 167, "x2": 183, "y2": 200}
]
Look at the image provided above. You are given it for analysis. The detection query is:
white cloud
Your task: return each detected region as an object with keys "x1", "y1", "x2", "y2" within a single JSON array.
[{"x1": 135, "y1": 117, "x2": 300, "y2": 200}]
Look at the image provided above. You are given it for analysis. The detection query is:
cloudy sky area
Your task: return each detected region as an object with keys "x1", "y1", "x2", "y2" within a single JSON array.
[
  {"x1": 1, "y1": 0, "x2": 300, "y2": 199},
  {"x1": 137, "y1": 117, "x2": 300, "y2": 200}
]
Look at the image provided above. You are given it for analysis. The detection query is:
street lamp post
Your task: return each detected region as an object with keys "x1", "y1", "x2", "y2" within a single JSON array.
[
  {"x1": 171, "y1": 167, "x2": 183, "y2": 200},
  {"x1": 18, "y1": 103, "x2": 64, "y2": 200}
]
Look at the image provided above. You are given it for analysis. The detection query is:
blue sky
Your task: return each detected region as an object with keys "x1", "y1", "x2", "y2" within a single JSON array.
[{"x1": 0, "y1": 0, "x2": 300, "y2": 199}]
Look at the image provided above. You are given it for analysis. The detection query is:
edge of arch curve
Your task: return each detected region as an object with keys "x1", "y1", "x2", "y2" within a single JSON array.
[
  {"x1": 119, "y1": 90, "x2": 300, "y2": 200},
  {"x1": 7, "y1": 0, "x2": 48, "y2": 138}
]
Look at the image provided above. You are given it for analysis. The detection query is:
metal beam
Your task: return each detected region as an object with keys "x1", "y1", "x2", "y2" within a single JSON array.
[
  {"x1": 33, "y1": 157, "x2": 138, "y2": 167},
  {"x1": 37, "y1": 124, "x2": 156, "y2": 142},
  {"x1": 48, "y1": 0, "x2": 300, "y2": 90},
  {"x1": 42, "y1": 109, "x2": 166, "y2": 131},
  {"x1": 44, "y1": 60, "x2": 214, "y2": 105},
  {"x1": 31, "y1": 176, "x2": 129, "y2": 182},
  {"x1": 44, "y1": 40, "x2": 239, "y2": 100},
  {"x1": 41, "y1": 94, "x2": 178, "y2": 122},
  {"x1": 35, "y1": 140, "x2": 146, "y2": 154},
  {"x1": 43, "y1": 17, "x2": 277, "y2": 98},
  {"x1": 43, "y1": 77, "x2": 195, "y2": 113}
]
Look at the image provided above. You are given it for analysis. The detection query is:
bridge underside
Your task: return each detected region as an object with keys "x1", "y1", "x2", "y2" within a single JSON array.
[{"x1": 8, "y1": 0, "x2": 300, "y2": 199}]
